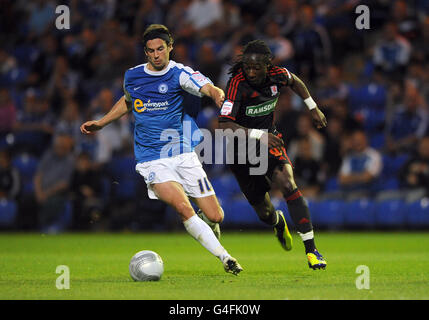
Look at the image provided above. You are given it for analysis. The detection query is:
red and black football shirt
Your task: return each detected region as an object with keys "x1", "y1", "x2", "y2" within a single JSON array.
[{"x1": 218, "y1": 66, "x2": 293, "y2": 132}]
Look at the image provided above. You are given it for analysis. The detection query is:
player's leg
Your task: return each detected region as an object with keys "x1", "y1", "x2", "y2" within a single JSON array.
[
  {"x1": 151, "y1": 181, "x2": 242, "y2": 275},
  {"x1": 177, "y1": 151, "x2": 226, "y2": 239},
  {"x1": 272, "y1": 164, "x2": 327, "y2": 269},
  {"x1": 136, "y1": 159, "x2": 242, "y2": 274},
  {"x1": 190, "y1": 195, "x2": 223, "y2": 239},
  {"x1": 251, "y1": 193, "x2": 293, "y2": 251},
  {"x1": 230, "y1": 163, "x2": 292, "y2": 250}
]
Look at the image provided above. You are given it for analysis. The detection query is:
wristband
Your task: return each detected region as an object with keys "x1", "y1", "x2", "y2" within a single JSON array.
[
  {"x1": 249, "y1": 129, "x2": 264, "y2": 140},
  {"x1": 304, "y1": 97, "x2": 317, "y2": 110}
]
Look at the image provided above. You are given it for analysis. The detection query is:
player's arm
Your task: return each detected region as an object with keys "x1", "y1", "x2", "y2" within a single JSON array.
[
  {"x1": 80, "y1": 96, "x2": 131, "y2": 134},
  {"x1": 218, "y1": 120, "x2": 284, "y2": 149},
  {"x1": 217, "y1": 78, "x2": 283, "y2": 149},
  {"x1": 289, "y1": 73, "x2": 327, "y2": 129},
  {"x1": 200, "y1": 83, "x2": 225, "y2": 108}
]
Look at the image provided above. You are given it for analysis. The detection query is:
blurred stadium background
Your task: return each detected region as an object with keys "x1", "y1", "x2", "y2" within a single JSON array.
[{"x1": 1, "y1": 0, "x2": 429, "y2": 234}]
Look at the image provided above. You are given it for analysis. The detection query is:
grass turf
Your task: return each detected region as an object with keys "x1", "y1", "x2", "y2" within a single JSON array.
[{"x1": 0, "y1": 231, "x2": 428, "y2": 300}]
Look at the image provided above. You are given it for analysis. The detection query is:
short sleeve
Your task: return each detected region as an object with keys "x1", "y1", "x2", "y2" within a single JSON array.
[
  {"x1": 123, "y1": 72, "x2": 131, "y2": 102},
  {"x1": 179, "y1": 66, "x2": 212, "y2": 97},
  {"x1": 218, "y1": 75, "x2": 243, "y2": 122},
  {"x1": 269, "y1": 66, "x2": 293, "y2": 87}
]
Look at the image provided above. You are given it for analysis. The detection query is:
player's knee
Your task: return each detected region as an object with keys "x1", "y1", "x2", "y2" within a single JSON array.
[
  {"x1": 280, "y1": 177, "x2": 297, "y2": 197},
  {"x1": 175, "y1": 201, "x2": 194, "y2": 218},
  {"x1": 211, "y1": 207, "x2": 224, "y2": 223}
]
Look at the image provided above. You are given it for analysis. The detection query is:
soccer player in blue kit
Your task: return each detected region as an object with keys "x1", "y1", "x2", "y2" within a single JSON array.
[{"x1": 81, "y1": 24, "x2": 243, "y2": 275}]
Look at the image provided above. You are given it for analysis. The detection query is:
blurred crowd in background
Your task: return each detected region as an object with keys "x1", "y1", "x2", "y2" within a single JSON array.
[{"x1": 1, "y1": 0, "x2": 429, "y2": 232}]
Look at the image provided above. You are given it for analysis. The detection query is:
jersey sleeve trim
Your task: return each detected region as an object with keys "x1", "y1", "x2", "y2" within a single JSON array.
[
  {"x1": 218, "y1": 115, "x2": 236, "y2": 121},
  {"x1": 226, "y1": 73, "x2": 244, "y2": 101}
]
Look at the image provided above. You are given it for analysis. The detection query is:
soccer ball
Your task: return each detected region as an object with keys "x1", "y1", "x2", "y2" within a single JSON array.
[{"x1": 129, "y1": 250, "x2": 164, "y2": 281}]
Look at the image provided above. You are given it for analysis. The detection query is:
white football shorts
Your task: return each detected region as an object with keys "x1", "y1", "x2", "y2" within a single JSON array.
[{"x1": 135, "y1": 151, "x2": 215, "y2": 200}]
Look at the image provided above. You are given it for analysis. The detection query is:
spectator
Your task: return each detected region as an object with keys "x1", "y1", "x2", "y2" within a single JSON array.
[
  {"x1": 373, "y1": 22, "x2": 411, "y2": 81},
  {"x1": 66, "y1": 27, "x2": 99, "y2": 80},
  {"x1": 0, "y1": 88, "x2": 17, "y2": 135},
  {"x1": 70, "y1": 152, "x2": 104, "y2": 230},
  {"x1": 338, "y1": 130, "x2": 383, "y2": 197},
  {"x1": 390, "y1": 0, "x2": 419, "y2": 41},
  {"x1": 412, "y1": 16, "x2": 429, "y2": 63},
  {"x1": 263, "y1": 21, "x2": 294, "y2": 67},
  {"x1": 275, "y1": 89, "x2": 300, "y2": 145},
  {"x1": 322, "y1": 116, "x2": 345, "y2": 178},
  {"x1": 259, "y1": 0, "x2": 299, "y2": 37},
  {"x1": 184, "y1": 0, "x2": 223, "y2": 39},
  {"x1": 13, "y1": 91, "x2": 55, "y2": 156},
  {"x1": 290, "y1": 5, "x2": 331, "y2": 81},
  {"x1": 55, "y1": 99, "x2": 83, "y2": 153},
  {"x1": 0, "y1": 149, "x2": 20, "y2": 201},
  {"x1": 287, "y1": 113, "x2": 325, "y2": 162},
  {"x1": 386, "y1": 82, "x2": 428, "y2": 154},
  {"x1": 27, "y1": 0, "x2": 56, "y2": 36},
  {"x1": 315, "y1": 0, "x2": 361, "y2": 61},
  {"x1": 134, "y1": 0, "x2": 164, "y2": 36},
  {"x1": 47, "y1": 56, "x2": 80, "y2": 115},
  {"x1": 90, "y1": 88, "x2": 132, "y2": 167},
  {"x1": 399, "y1": 136, "x2": 429, "y2": 197},
  {"x1": 316, "y1": 65, "x2": 349, "y2": 112},
  {"x1": 33, "y1": 134, "x2": 75, "y2": 231},
  {"x1": 293, "y1": 137, "x2": 322, "y2": 198},
  {"x1": 165, "y1": 0, "x2": 192, "y2": 37}
]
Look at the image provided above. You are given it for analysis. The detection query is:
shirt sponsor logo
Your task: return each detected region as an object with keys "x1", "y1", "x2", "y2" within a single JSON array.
[
  {"x1": 245, "y1": 98, "x2": 278, "y2": 117},
  {"x1": 220, "y1": 100, "x2": 233, "y2": 115},
  {"x1": 134, "y1": 99, "x2": 169, "y2": 113}
]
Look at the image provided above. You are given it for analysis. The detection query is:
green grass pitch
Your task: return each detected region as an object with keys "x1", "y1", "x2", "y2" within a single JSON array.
[{"x1": 1, "y1": 231, "x2": 428, "y2": 300}]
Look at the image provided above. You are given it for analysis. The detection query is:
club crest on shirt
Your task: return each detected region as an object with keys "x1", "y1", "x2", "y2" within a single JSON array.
[
  {"x1": 158, "y1": 83, "x2": 168, "y2": 93},
  {"x1": 270, "y1": 85, "x2": 278, "y2": 96},
  {"x1": 148, "y1": 172, "x2": 156, "y2": 182}
]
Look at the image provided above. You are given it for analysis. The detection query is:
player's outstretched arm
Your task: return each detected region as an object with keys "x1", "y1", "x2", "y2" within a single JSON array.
[
  {"x1": 290, "y1": 73, "x2": 327, "y2": 129},
  {"x1": 80, "y1": 95, "x2": 130, "y2": 135},
  {"x1": 218, "y1": 120, "x2": 284, "y2": 149},
  {"x1": 200, "y1": 83, "x2": 225, "y2": 108}
]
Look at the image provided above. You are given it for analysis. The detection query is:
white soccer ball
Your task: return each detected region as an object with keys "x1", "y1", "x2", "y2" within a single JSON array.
[{"x1": 129, "y1": 250, "x2": 164, "y2": 281}]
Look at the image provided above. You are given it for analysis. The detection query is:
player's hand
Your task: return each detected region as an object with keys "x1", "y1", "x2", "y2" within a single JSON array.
[
  {"x1": 261, "y1": 132, "x2": 284, "y2": 149},
  {"x1": 310, "y1": 107, "x2": 327, "y2": 129},
  {"x1": 80, "y1": 120, "x2": 103, "y2": 134},
  {"x1": 213, "y1": 88, "x2": 225, "y2": 108}
]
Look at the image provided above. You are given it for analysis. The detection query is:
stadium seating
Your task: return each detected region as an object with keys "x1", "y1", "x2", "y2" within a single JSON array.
[
  {"x1": 343, "y1": 199, "x2": 376, "y2": 227},
  {"x1": 210, "y1": 174, "x2": 241, "y2": 204},
  {"x1": 406, "y1": 199, "x2": 429, "y2": 228},
  {"x1": 107, "y1": 155, "x2": 139, "y2": 200},
  {"x1": 12, "y1": 153, "x2": 39, "y2": 194},
  {"x1": 374, "y1": 200, "x2": 407, "y2": 227},
  {"x1": 309, "y1": 200, "x2": 345, "y2": 229},
  {"x1": 222, "y1": 198, "x2": 263, "y2": 227},
  {"x1": 41, "y1": 201, "x2": 72, "y2": 234},
  {"x1": 0, "y1": 199, "x2": 17, "y2": 227}
]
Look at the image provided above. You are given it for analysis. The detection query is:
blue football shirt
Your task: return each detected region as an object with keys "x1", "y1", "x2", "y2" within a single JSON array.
[{"x1": 123, "y1": 60, "x2": 212, "y2": 163}]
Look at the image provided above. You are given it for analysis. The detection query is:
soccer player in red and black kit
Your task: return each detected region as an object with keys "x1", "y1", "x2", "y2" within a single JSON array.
[{"x1": 218, "y1": 40, "x2": 328, "y2": 269}]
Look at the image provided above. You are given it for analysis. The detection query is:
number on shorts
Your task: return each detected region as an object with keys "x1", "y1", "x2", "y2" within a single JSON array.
[{"x1": 198, "y1": 177, "x2": 212, "y2": 194}]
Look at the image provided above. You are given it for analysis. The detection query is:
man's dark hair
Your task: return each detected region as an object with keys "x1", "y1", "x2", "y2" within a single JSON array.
[
  {"x1": 229, "y1": 40, "x2": 273, "y2": 76},
  {"x1": 142, "y1": 24, "x2": 173, "y2": 48}
]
